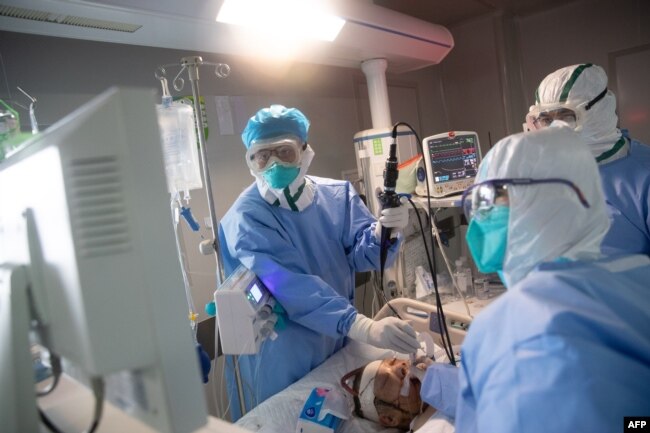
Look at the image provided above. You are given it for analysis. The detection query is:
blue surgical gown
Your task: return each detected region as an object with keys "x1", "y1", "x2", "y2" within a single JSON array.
[
  {"x1": 600, "y1": 139, "x2": 650, "y2": 255},
  {"x1": 421, "y1": 254, "x2": 650, "y2": 433},
  {"x1": 218, "y1": 176, "x2": 399, "y2": 420}
]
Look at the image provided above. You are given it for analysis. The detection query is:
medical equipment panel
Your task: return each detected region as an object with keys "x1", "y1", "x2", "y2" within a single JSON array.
[
  {"x1": 420, "y1": 131, "x2": 481, "y2": 197},
  {"x1": 0, "y1": 87, "x2": 207, "y2": 433},
  {"x1": 215, "y1": 265, "x2": 277, "y2": 355}
]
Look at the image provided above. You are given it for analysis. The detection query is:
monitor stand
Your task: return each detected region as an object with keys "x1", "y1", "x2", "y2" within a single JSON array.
[{"x1": 0, "y1": 264, "x2": 39, "y2": 433}]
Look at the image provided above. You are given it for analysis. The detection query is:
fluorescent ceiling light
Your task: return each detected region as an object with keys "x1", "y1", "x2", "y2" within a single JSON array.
[{"x1": 216, "y1": 0, "x2": 345, "y2": 42}]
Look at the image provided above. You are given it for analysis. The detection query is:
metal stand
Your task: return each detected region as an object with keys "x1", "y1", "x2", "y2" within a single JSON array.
[{"x1": 155, "y1": 57, "x2": 247, "y2": 417}]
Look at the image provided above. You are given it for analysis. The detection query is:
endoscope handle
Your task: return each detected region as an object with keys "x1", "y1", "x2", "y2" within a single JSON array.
[
  {"x1": 378, "y1": 142, "x2": 401, "y2": 245},
  {"x1": 377, "y1": 190, "x2": 401, "y2": 243}
]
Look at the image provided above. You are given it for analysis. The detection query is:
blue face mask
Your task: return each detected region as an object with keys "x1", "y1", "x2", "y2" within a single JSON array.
[
  {"x1": 497, "y1": 271, "x2": 507, "y2": 288},
  {"x1": 465, "y1": 206, "x2": 510, "y2": 274},
  {"x1": 262, "y1": 163, "x2": 300, "y2": 189}
]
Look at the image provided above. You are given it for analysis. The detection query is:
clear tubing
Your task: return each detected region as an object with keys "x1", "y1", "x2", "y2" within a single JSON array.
[
  {"x1": 171, "y1": 198, "x2": 199, "y2": 336},
  {"x1": 431, "y1": 210, "x2": 472, "y2": 317}
]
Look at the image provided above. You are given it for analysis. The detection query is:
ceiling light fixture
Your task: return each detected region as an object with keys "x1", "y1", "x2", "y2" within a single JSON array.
[{"x1": 216, "y1": 0, "x2": 345, "y2": 42}]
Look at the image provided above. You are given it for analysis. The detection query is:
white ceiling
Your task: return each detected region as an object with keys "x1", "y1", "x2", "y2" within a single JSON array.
[
  {"x1": 0, "y1": 0, "x2": 456, "y2": 72},
  {"x1": 0, "y1": 0, "x2": 578, "y2": 72},
  {"x1": 374, "y1": 0, "x2": 578, "y2": 27}
]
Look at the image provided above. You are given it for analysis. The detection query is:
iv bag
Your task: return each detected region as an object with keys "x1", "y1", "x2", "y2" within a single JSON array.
[{"x1": 155, "y1": 101, "x2": 203, "y2": 197}]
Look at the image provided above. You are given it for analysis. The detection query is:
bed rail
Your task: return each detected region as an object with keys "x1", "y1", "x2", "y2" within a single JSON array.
[{"x1": 374, "y1": 298, "x2": 470, "y2": 347}]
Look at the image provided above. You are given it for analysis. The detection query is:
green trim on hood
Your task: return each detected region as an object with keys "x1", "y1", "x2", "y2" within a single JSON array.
[{"x1": 559, "y1": 63, "x2": 593, "y2": 103}]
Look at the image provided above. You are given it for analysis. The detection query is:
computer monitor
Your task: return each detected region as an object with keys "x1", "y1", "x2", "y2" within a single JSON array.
[
  {"x1": 419, "y1": 131, "x2": 481, "y2": 198},
  {"x1": 0, "y1": 87, "x2": 207, "y2": 433}
]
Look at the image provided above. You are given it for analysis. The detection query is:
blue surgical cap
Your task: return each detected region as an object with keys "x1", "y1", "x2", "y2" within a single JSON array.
[{"x1": 241, "y1": 104, "x2": 310, "y2": 149}]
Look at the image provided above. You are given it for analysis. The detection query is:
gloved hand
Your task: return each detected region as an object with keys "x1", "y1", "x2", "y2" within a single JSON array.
[
  {"x1": 348, "y1": 314, "x2": 419, "y2": 354},
  {"x1": 374, "y1": 198, "x2": 409, "y2": 240},
  {"x1": 415, "y1": 355, "x2": 435, "y2": 368},
  {"x1": 196, "y1": 343, "x2": 211, "y2": 384}
]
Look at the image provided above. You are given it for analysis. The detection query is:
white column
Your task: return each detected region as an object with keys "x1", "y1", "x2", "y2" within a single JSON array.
[{"x1": 361, "y1": 58, "x2": 392, "y2": 129}]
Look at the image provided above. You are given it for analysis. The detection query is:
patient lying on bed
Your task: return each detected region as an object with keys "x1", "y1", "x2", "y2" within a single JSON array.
[{"x1": 341, "y1": 357, "x2": 435, "y2": 431}]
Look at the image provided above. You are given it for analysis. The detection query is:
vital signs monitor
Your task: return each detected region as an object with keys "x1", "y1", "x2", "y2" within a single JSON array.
[{"x1": 418, "y1": 131, "x2": 481, "y2": 198}]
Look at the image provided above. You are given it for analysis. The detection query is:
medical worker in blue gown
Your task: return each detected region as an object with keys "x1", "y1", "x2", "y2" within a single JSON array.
[
  {"x1": 218, "y1": 105, "x2": 420, "y2": 419},
  {"x1": 525, "y1": 63, "x2": 650, "y2": 255},
  {"x1": 416, "y1": 125, "x2": 650, "y2": 433}
]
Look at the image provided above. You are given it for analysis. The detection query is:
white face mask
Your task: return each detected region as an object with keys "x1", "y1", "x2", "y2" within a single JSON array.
[{"x1": 549, "y1": 119, "x2": 573, "y2": 129}]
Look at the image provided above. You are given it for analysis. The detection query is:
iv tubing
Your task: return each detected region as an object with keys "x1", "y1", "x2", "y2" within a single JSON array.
[
  {"x1": 171, "y1": 198, "x2": 199, "y2": 334},
  {"x1": 430, "y1": 210, "x2": 472, "y2": 317}
]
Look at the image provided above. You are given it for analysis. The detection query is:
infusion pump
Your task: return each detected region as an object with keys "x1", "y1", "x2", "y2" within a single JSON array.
[
  {"x1": 417, "y1": 131, "x2": 482, "y2": 198},
  {"x1": 215, "y1": 265, "x2": 277, "y2": 355}
]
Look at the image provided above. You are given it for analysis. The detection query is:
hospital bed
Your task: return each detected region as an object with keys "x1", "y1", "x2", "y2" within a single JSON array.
[{"x1": 236, "y1": 298, "x2": 469, "y2": 433}]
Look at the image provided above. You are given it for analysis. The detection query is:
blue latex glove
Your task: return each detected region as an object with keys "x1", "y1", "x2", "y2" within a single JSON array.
[{"x1": 196, "y1": 343, "x2": 211, "y2": 384}]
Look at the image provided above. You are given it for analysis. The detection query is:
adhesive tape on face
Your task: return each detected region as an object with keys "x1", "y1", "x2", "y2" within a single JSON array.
[
  {"x1": 417, "y1": 332, "x2": 435, "y2": 357},
  {"x1": 400, "y1": 374, "x2": 411, "y2": 397}
]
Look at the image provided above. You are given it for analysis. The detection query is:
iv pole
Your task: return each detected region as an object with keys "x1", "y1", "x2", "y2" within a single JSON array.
[{"x1": 154, "y1": 57, "x2": 248, "y2": 417}]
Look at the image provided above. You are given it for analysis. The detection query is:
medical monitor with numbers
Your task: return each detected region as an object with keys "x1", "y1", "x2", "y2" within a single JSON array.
[{"x1": 420, "y1": 131, "x2": 481, "y2": 198}]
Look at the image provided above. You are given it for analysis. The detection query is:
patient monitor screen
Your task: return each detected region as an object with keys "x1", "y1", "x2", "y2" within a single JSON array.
[{"x1": 426, "y1": 134, "x2": 479, "y2": 184}]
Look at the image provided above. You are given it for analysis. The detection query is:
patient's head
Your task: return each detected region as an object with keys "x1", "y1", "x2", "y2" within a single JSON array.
[{"x1": 341, "y1": 358, "x2": 424, "y2": 430}]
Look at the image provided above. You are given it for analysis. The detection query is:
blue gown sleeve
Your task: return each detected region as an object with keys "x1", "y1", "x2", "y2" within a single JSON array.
[
  {"x1": 227, "y1": 228, "x2": 356, "y2": 338},
  {"x1": 599, "y1": 140, "x2": 650, "y2": 255},
  {"x1": 460, "y1": 334, "x2": 616, "y2": 433},
  {"x1": 219, "y1": 210, "x2": 357, "y2": 339},
  {"x1": 420, "y1": 363, "x2": 459, "y2": 418},
  {"x1": 218, "y1": 181, "x2": 401, "y2": 339},
  {"x1": 343, "y1": 190, "x2": 401, "y2": 271}
]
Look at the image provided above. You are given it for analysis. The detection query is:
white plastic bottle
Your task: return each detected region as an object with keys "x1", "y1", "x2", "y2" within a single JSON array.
[{"x1": 454, "y1": 257, "x2": 475, "y2": 298}]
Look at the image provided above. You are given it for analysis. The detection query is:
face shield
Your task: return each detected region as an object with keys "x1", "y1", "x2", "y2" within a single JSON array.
[
  {"x1": 245, "y1": 134, "x2": 304, "y2": 174},
  {"x1": 462, "y1": 177, "x2": 592, "y2": 275},
  {"x1": 525, "y1": 88, "x2": 608, "y2": 132},
  {"x1": 462, "y1": 178, "x2": 590, "y2": 221}
]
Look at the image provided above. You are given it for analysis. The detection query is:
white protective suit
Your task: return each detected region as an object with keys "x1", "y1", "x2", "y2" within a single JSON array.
[
  {"x1": 528, "y1": 63, "x2": 650, "y2": 256},
  {"x1": 421, "y1": 126, "x2": 650, "y2": 433},
  {"x1": 530, "y1": 63, "x2": 625, "y2": 162},
  {"x1": 478, "y1": 124, "x2": 610, "y2": 286}
]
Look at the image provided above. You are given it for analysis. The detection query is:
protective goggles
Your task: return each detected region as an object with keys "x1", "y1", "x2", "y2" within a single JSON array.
[
  {"x1": 461, "y1": 178, "x2": 590, "y2": 221},
  {"x1": 527, "y1": 107, "x2": 578, "y2": 130},
  {"x1": 245, "y1": 135, "x2": 303, "y2": 173},
  {"x1": 525, "y1": 88, "x2": 608, "y2": 131}
]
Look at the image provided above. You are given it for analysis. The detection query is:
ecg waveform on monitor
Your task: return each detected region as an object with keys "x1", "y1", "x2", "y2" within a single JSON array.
[
  {"x1": 430, "y1": 147, "x2": 477, "y2": 163},
  {"x1": 427, "y1": 136, "x2": 478, "y2": 183}
]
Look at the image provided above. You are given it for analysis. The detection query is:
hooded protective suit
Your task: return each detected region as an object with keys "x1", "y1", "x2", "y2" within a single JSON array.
[
  {"x1": 420, "y1": 127, "x2": 650, "y2": 433},
  {"x1": 529, "y1": 63, "x2": 650, "y2": 255}
]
